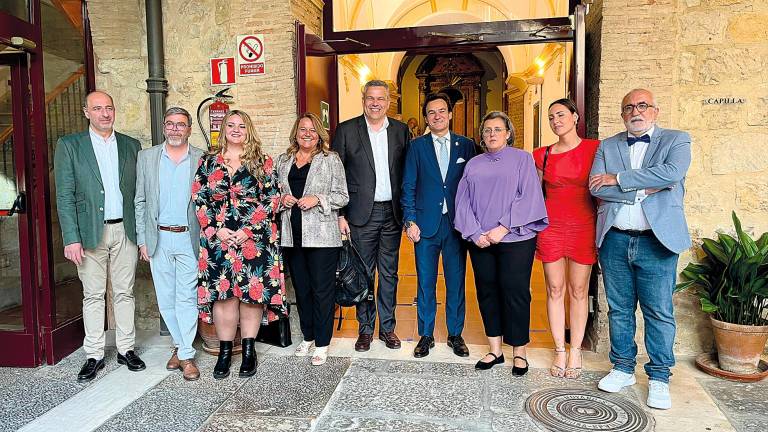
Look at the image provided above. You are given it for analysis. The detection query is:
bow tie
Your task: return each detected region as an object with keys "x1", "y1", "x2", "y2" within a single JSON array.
[{"x1": 627, "y1": 134, "x2": 650, "y2": 146}]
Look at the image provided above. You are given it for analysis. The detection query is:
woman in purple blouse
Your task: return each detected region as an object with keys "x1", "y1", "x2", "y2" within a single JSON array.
[{"x1": 455, "y1": 111, "x2": 548, "y2": 375}]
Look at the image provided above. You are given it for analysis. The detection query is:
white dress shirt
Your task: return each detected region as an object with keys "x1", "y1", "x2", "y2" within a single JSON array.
[
  {"x1": 431, "y1": 131, "x2": 450, "y2": 214},
  {"x1": 367, "y1": 117, "x2": 393, "y2": 202},
  {"x1": 613, "y1": 126, "x2": 654, "y2": 231},
  {"x1": 89, "y1": 127, "x2": 123, "y2": 220}
]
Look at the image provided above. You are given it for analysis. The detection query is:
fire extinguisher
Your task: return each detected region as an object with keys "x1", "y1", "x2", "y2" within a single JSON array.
[
  {"x1": 197, "y1": 87, "x2": 233, "y2": 151},
  {"x1": 208, "y1": 99, "x2": 229, "y2": 150}
]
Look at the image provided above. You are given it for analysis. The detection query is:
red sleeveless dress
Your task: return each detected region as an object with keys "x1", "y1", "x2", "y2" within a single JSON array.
[{"x1": 533, "y1": 139, "x2": 599, "y2": 265}]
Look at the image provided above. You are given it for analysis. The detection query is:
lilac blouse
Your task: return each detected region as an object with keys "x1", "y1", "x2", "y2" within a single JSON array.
[{"x1": 454, "y1": 146, "x2": 548, "y2": 243}]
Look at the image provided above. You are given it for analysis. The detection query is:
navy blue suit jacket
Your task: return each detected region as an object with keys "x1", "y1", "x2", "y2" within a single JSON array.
[{"x1": 401, "y1": 132, "x2": 476, "y2": 238}]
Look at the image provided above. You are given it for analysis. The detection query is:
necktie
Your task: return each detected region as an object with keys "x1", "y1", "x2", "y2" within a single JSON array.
[
  {"x1": 627, "y1": 134, "x2": 650, "y2": 146},
  {"x1": 438, "y1": 136, "x2": 449, "y2": 181}
]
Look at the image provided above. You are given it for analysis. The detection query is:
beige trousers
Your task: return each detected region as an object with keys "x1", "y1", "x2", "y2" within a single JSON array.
[{"x1": 78, "y1": 222, "x2": 138, "y2": 359}]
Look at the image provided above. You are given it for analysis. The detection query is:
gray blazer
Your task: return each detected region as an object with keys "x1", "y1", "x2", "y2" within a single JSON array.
[
  {"x1": 135, "y1": 143, "x2": 204, "y2": 257},
  {"x1": 276, "y1": 151, "x2": 349, "y2": 248},
  {"x1": 590, "y1": 126, "x2": 692, "y2": 254}
]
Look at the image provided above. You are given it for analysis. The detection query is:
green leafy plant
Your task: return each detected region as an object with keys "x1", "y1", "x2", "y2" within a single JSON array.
[{"x1": 675, "y1": 211, "x2": 768, "y2": 326}]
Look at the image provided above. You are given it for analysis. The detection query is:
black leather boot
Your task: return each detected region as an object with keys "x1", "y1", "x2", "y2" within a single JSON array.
[
  {"x1": 213, "y1": 340, "x2": 233, "y2": 380},
  {"x1": 239, "y1": 338, "x2": 258, "y2": 377}
]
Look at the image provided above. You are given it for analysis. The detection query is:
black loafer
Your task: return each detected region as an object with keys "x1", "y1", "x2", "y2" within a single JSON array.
[
  {"x1": 512, "y1": 356, "x2": 529, "y2": 376},
  {"x1": 475, "y1": 352, "x2": 505, "y2": 370},
  {"x1": 447, "y1": 335, "x2": 470, "y2": 357},
  {"x1": 117, "y1": 350, "x2": 146, "y2": 371},
  {"x1": 77, "y1": 358, "x2": 105, "y2": 382},
  {"x1": 413, "y1": 336, "x2": 435, "y2": 358}
]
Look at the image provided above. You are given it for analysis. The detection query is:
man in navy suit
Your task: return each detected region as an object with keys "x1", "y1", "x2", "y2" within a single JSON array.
[
  {"x1": 401, "y1": 93, "x2": 476, "y2": 358},
  {"x1": 589, "y1": 88, "x2": 691, "y2": 410}
]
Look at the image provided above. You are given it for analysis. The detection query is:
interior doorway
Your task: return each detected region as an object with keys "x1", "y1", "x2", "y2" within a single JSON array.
[{"x1": 299, "y1": 2, "x2": 590, "y2": 349}]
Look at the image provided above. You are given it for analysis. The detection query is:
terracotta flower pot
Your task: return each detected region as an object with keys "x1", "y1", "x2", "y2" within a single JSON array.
[
  {"x1": 711, "y1": 316, "x2": 768, "y2": 374},
  {"x1": 197, "y1": 319, "x2": 242, "y2": 355}
]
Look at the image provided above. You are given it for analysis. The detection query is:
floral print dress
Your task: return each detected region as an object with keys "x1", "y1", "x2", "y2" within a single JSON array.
[{"x1": 192, "y1": 153, "x2": 288, "y2": 324}]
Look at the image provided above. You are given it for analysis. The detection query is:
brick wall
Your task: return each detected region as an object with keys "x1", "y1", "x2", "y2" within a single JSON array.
[{"x1": 86, "y1": 0, "x2": 314, "y2": 329}]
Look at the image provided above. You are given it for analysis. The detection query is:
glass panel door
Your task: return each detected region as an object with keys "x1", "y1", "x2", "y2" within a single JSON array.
[
  {"x1": 0, "y1": 54, "x2": 41, "y2": 367},
  {"x1": 0, "y1": 64, "x2": 23, "y2": 332}
]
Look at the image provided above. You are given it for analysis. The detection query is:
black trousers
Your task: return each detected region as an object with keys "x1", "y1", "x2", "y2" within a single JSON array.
[
  {"x1": 351, "y1": 201, "x2": 402, "y2": 334},
  {"x1": 284, "y1": 246, "x2": 340, "y2": 347},
  {"x1": 468, "y1": 237, "x2": 537, "y2": 346}
]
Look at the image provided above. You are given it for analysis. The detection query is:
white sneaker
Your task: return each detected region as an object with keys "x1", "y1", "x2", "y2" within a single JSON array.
[
  {"x1": 294, "y1": 340, "x2": 313, "y2": 356},
  {"x1": 598, "y1": 369, "x2": 636, "y2": 393},
  {"x1": 647, "y1": 380, "x2": 672, "y2": 410}
]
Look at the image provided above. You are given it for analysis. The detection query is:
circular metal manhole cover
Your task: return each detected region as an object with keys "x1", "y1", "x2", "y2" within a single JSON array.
[{"x1": 525, "y1": 388, "x2": 653, "y2": 432}]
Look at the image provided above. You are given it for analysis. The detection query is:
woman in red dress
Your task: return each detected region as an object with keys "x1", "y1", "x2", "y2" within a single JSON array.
[{"x1": 533, "y1": 98, "x2": 599, "y2": 379}]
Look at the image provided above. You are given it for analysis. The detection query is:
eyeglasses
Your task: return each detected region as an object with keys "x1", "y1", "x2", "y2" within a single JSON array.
[
  {"x1": 622, "y1": 102, "x2": 655, "y2": 115},
  {"x1": 482, "y1": 127, "x2": 507, "y2": 136},
  {"x1": 164, "y1": 121, "x2": 189, "y2": 130}
]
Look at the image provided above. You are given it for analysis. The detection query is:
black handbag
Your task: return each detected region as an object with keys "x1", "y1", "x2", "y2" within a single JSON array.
[
  {"x1": 255, "y1": 303, "x2": 292, "y2": 348},
  {"x1": 335, "y1": 238, "x2": 374, "y2": 329}
]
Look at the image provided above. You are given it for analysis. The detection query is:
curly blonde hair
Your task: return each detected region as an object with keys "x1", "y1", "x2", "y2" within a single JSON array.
[
  {"x1": 285, "y1": 112, "x2": 330, "y2": 158},
  {"x1": 212, "y1": 110, "x2": 267, "y2": 178}
]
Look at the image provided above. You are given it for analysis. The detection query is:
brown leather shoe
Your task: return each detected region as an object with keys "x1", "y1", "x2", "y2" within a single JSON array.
[
  {"x1": 378, "y1": 331, "x2": 401, "y2": 349},
  {"x1": 179, "y1": 359, "x2": 200, "y2": 381},
  {"x1": 166, "y1": 348, "x2": 180, "y2": 371},
  {"x1": 354, "y1": 333, "x2": 373, "y2": 352}
]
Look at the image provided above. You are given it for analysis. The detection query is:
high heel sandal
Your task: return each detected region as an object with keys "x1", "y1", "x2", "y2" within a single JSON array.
[
  {"x1": 565, "y1": 347, "x2": 583, "y2": 379},
  {"x1": 550, "y1": 346, "x2": 566, "y2": 378},
  {"x1": 294, "y1": 340, "x2": 313, "y2": 357}
]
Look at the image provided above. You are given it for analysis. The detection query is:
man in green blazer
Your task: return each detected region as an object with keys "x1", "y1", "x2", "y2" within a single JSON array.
[{"x1": 54, "y1": 91, "x2": 145, "y2": 382}]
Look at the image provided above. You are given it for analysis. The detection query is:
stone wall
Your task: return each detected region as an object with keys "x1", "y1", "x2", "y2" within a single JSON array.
[
  {"x1": 588, "y1": 0, "x2": 768, "y2": 355},
  {"x1": 87, "y1": 0, "x2": 308, "y2": 329}
]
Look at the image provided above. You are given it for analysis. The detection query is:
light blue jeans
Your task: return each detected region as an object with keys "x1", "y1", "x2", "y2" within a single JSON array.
[
  {"x1": 149, "y1": 230, "x2": 199, "y2": 360},
  {"x1": 599, "y1": 229, "x2": 679, "y2": 383}
]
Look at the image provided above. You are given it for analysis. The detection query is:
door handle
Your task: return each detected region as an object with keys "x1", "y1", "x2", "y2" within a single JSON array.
[{"x1": 7, "y1": 192, "x2": 25, "y2": 216}]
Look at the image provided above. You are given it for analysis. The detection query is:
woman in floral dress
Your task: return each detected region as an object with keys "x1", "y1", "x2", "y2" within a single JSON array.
[{"x1": 193, "y1": 109, "x2": 287, "y2": 379}]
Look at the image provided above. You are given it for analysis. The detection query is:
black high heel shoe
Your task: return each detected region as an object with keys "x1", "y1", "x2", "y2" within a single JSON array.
[
  {"x1": 512, "y1": 356, "x2": 529, "y2": 376},
  {"x1": 475, "y1": 352, "x2": 505, "y2": 370}
]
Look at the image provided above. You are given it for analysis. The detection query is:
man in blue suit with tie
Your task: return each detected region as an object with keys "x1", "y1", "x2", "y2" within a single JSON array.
[
  {"x1": 589, "y1": 88, "x2": 691, "y2": 410},
  {"x1": 402, "y1": 93, "x2": 476, "y2": 358}
]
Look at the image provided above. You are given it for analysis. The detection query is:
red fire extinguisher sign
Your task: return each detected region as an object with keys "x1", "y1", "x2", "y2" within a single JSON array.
[{"x1": 210, "y1": 57, "x2": 236, "y2": 86}]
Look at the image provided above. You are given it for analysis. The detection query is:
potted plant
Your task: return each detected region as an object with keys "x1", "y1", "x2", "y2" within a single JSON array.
[{"x1": 675, "y1": 211, "x2": 768, "y2": 374}]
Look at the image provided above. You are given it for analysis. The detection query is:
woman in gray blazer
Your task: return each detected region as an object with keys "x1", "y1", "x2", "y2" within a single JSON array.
[{"x1": 277, "y1": 112, "x2": 349, "y2": 366}]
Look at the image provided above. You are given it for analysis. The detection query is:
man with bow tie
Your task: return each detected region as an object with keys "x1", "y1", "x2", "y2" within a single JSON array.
[
  {"x1": 401, "y1": 93, "x2": 476, "y2": 358},
  {"x1": 589, "y1": 88, "x2": 691, "y2": 410}
]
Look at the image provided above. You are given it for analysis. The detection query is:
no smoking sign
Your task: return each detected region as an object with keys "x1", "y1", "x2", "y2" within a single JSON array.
[{"x1": 237, "y1": 34, "x2": 266, "y2": 76}]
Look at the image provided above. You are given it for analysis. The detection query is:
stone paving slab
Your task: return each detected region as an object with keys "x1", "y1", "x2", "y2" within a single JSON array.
[
  {"x1": 200, "y1": 415, "x2": 312, "y2": 432},
  {"x1": 0, "y1": 374, "x2": 83, "y2": 432},
  {"x1": 95, "y1": 387, "x2": 232, "y2": 432},
  {"x1": 212, "y1": 354, "x2": 350, "y2": 418},
  {"x1": 698, "y1": 376, "x2": 768, "y2": 432},
  {"x1": 0, "y1": 346, "x2": 150, "y2": 432},
  {"x1": 328, "y1": 372, "x2": 485, "y2": 420},
  {"x1": 314, "y1": 414, "x2": 487, "y2": 432}
]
